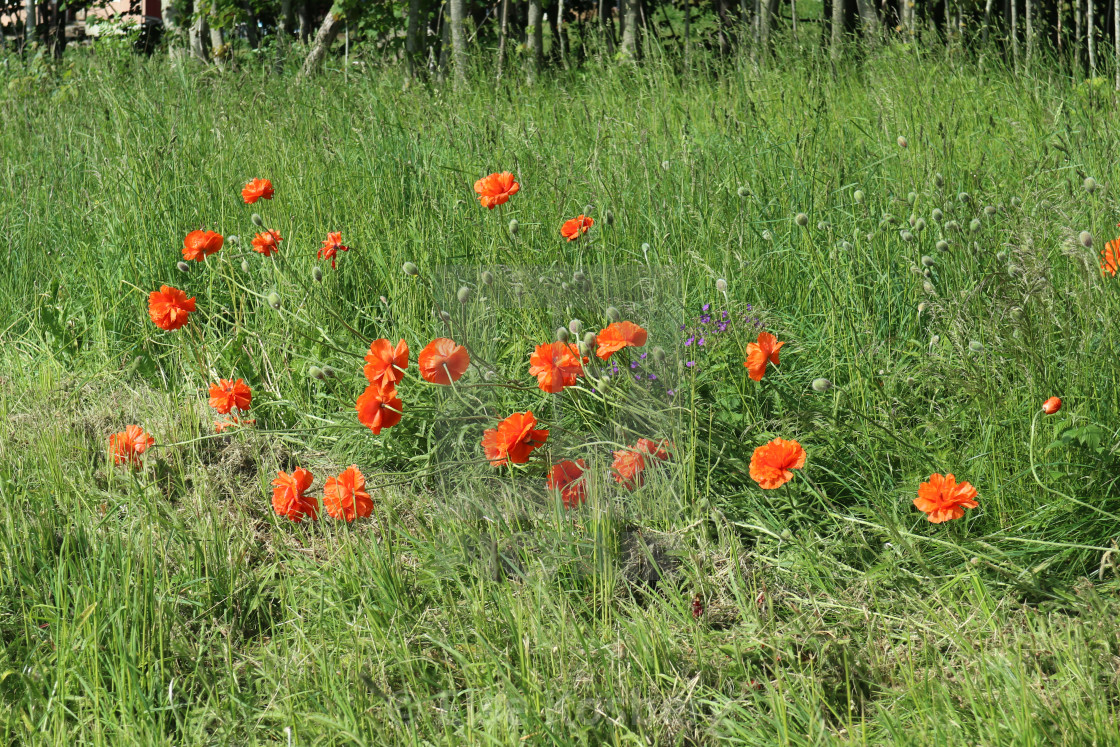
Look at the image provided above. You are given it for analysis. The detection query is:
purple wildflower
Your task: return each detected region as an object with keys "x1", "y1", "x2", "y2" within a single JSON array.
[{"x1": 685, "y1": 361, "x2": 696, "y2": 368}]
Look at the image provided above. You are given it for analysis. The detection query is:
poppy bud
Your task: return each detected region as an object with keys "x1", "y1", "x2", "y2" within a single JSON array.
[
  {"x1": 915, "y1": 218, "x2": 928, "y2": 233},
  {"x1": 568, "y1": 319, "x2": 583, "y2": 335},
  {"x1": 922, "y1": 280, "x2": 937, "y2": 295},
  {"x1": 922, "y1": 268, "x2": 932, "y2": 278},
  {"x1": 1010, "y1": 307, "x2": 1023, "y2": 321},
  {"x1": 900, "y1": 230, "x2": 915, "y2": 242},
  {"x1": 934, "y1": 173, "x2": 944, "y2": 187},
  {"x1": 997, "y1": 251, "x2": 1008, "y2": 263},
  {"x1": 556, "y1": 327, "x2": 570, "y2": 343},
  {"x1": 840, "y1": 241, "x2": 852, "y2": 251},
  {"x1": 583, "y1": 331, "x2": 597, "y2": 348},
  {"x1": 945, "y1": 220, "x2": 960, "y2": 232},
  {"x1": 227, "y1": 235, "x2": 239, "y2": 244},
  {"x1": 853, "y1": 190, "x2": 864, "y2": 203},
  {"x1": 312, "y1": 266, "x2": 324, "y2": 283},
  {"x1": 970, "y1": 557, "x2": 980, "y2": 566},
  {"x1": 918, "y1": 302, "x2": 928, "y2": 313},
  {"x1": 1079, "y1": 231, "x2": 1093, "y2": 248},
  {"x1": 481, "y1": 271, "x2": 494, "y2": 286},
  {"x1": 921, "y1": 255, "x2": 935, "y2": 267},
  {"x1": 241, "y1": 260, "x2": 251, "y2": 273},
  {"x1": 794, "y1": 213, "x2": 809, "y2": 227},
  {"x1": 1042, "y1": 396, "x2": 1062, "y2": 415},
  {"x1": 641, "y1": 243, "x2": 651, "y2": 254},
  {"x1": 881, "y1": 214, "x2": 896, "y2": 225},
  {"x1": 267, "y1": 292, "x2": 281, "y2": 309},
  {"x1": 969, "y1": 218, "x2": 982, "y2": 233},
  {"x1": 309, "y1": 365, "x2": 325, "y2": 380},
  {"x1": 716, "y1": 278, "x2": 728, "y2": 293},
  {"x1": 578, "y1": 341, "x2": 591, "y2": 357},
  {"x1": 598, "y1": 376, "x2": 612, "y2": 392},
  {"x1": 930, "y1": 334, "x2": 940, "y2": 346},
  {"x1": 936, "y1": 239, "x2": 949, "y2": 252},
  {"x1": 605, "y1": 210, "x2": 615, "y2": 226},
  {"x1": 1008, "y1": 265, "x2": 1022, "y2": 278},
  {"x1": 177, "y1": 261, "x2": 190, "y2": 273},
  {"x1": 661, "y1": 160, "x2": 670, "y2": 171},
  {"x1": 439, "y1": 310, "x2": 451, "y2": 322},
  {"x1": 652, "y1": 346, "x2": 667, "y2": 363},
  {"x1": 572, "y1": 271, "x2": 586, "y2": 283},
  {"x1": 984, "y1": 205, "x2": 997, "y2": 217},
  {"x1": 606, "y1": 306, "x2": 621, "y2": 322},
  {"x1": 811, "y1": 378, "x2": 832, "y2": 393},
  {"x1": 1083, "y1": 177, "x2": 1097, "y2": 193},
  {"x1": 762, "y1": 230, "x2": 773, "y2": 241},
  {"x1": 508, "y1": 219, "x2": 519, "y2": 235},
  {"x1": 251, "y1": 213, "x2": 264, "y2": 227},
  {"x1": 457, "y1": 286, "x2": 471, "y2": 304},
  {"x1": 932, "y1": 208, "x2": 943, "y2": 222},
  {"x1": 323, "y1": 365, "x2": 338, "y2": 379},
  {"x1": 1010, "y1": 197, "x2": 1021, "y2": 207},
  {"x1": 907, "y1": 191, "x2": 918, "y2": 204},
  {"x1": 403, "y1": 261, "x2": 419, "y2": 276},
  {"x1": 737, "y1": 186, "x2": 749, "y2": 198},
  {"x1": 561, "y1": 282, "x2": 570, "y2": 291},
  {"x1": 906, "y1": 376, "x2": 917, "y2": 388},
  {"x1": 897, "y1": 135, "x2": 908, "y2": 148},
  {"x1": 817, "y1": 221, "x2": 829, "y2": 232},
  {"x1": 968, "y1": 340, "x2": 984, "y2": 353},
  {"x1": 957, "y1": 192, "x2": 971, "y2": 203}
]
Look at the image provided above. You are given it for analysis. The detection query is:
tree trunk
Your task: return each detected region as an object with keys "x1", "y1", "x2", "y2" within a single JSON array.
[
  {"x1": 496, "y1": 0, "x2": 509, "y2": 80},
  {"x1": 526, "y1": 0, "x2": 543, "y2": 77},
  {"x1": 1025, "y1": 0, "x2": 1033, "y2": 64},
  {"x1": 298, "y1": 0, "x2": 311, "y2": 42},
  {"x1": 208, "y1": 0, "x2": 226, "y2": 69},
  {"x1": 280, "y1": 0, "x2": 294, "y2": 35},
  {"x1": 854, "y1": 0, "x2": 879, "y2": 39},
  {"x1": 1010, "y1": 0, "x2": 1018, "y2": 69},
  {"x1": 598, "y1": 0, "x2": 615, "y2": 54},
  {"x1": 189, "y1": 9, "x2": 209, "y2": 61},
  {"x1": 437, "y1": 4, "x2": 450, "y2": 83},
  {"x1": 557, "y1": 0, "x2": 568, "y2": 67},
  {"x1": 300, "y1": 3, "x2": 345, "y2": 78},
  {"x1": 243, "y1": 0, "x2": 259, "y2": 48},
  {"x1": 23, "y1": 0, "x2": 36, "y2": 46},
  {"x1": 1088, "y1": 0, "x2": 1096, "y2": 74},
  {"x1": 620, "y1": 0, "x2": 639, "y2": 59},
  {"x1": 830, "y1": 0, "x2": 844, "y2": 59},
  {"x1": 449, "y1": 0, "x2": 468, "y2": 87},
  {"x1": 1115, "y1": 0, "x2": 1119, "y2": 88},
  {"x1": 758, "y1": 0, "x2": 778, "y2": 57},
  {"x1": 405, "y1": 0, "x2": 423, "y2": 83},
  {"x1": 163, "y1": 0, "x2": 187, "y2": 60}
]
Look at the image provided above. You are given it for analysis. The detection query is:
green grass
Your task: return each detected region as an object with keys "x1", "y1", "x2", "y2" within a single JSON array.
[{"x1": 2, "y1": 43, "x2": 1120, "y2": 744}]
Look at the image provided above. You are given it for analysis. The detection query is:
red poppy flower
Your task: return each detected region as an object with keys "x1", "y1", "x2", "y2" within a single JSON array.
[
  {"x1": 418, "y1": 338, "x2": 470, "y2": 385},
  {"x1": 364, "y1": 338, "x2": 409, "y2": 389},
  {"x1": 356, "y1": 384, "x2": 403, "y2": 435},
  {"x1": 318, "y1": 231, "x2": 350, "y2": 269},
  {"x1": 148, "y1": 285, "x2": 196, "y2": 331},
  {"x1": 560, "y1": 215, "x2": 594, "y2": 241},
  {"x1": 596, "y1": 321, "x2": 648, "y2": 360},
  {"x1": 914, "y1": 473, "x2": 978, "y2": 523},
  {"x1": 548, "y1": 459, "x2": 588, "y2": 509},
  {"x1": 251, "y1": 229, "x2": 283, "y2": 257},
  {"x1": 481, "y1": 411, "x2": 549, "y2": 466},
  {"x1": 637, "y1": 438, "x2": 672, "y2": 461},
  {"x1": 208, "y1": 378, "x2": 252, "y2": 414},
  {"x1": 214, "y1": 415, "x2": 256, "y2": 432},
  {"x1": 749, "y1": 438, "x2": 806, "y2": 489},
  {"x1": 1042, "y1": 396, "x2": 1062, "y2": 415},
  {"x1": 1101, "y1": 237, "x2": 1119, "y2": 276},
  {"x1": 612, "y1": 448, "x2": 647, "y2": 489},
  {"x1": 323, "y1": 465, "x2": 372, "y2": 522},
  {"x1": 109, "y1": 425, "x2": 154, "y2": 467},
  {"x1": 241, "y1": 178, "x2": 274, "y2": 204},
  {"x1": 473, "y1": 172, "x2": 520, "y2": 209},
  {"x1": 744, "y1": 331, "x2": 784, "y2": 382},
  {"x1": 529, "y1": 341, "x2": 585, "y2": 393},
  {"x1": 182, "y1": 229, "x2": 224, "y2": 262},
  {"x1": 272, "y1": 468, "x2": 318, "y2": 522}
]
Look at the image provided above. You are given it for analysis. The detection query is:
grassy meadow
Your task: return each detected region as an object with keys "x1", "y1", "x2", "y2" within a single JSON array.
[{"x1": 2, "y1": 44, "x2": 1120, "y2": 744}]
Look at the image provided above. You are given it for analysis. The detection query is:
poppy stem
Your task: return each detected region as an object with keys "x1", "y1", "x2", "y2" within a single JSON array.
[{"x1": 1028, "y1": 411, "x2": 1120, "y2": 523}]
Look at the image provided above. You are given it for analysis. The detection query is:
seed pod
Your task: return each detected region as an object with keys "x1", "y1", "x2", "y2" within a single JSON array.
[
  {"x1": 969, "y1": 218, "x2": 982, "y2": 233},
  {"x1": 921, "y1": 255, "x2": 935, "y2": 267},
  {"x1": 1079, "y1": 231, "x2": 1093, "y2": 248},
  {"x1": 403, "y1": 261, "x2": 418, "y2": 276},
  {"x1": 176, "y1": 261, "x2": 190, "y2": 273},
  {"x1": 606, "y1": 306, "x2": 621, "y2": 322},
  {"x1": 736, "y1": 186, "x2": 749, "y2": 198},
  {"x1": 932, "y1": 208, "x2": 944, "y2": 222},
  {"x1": 481, "y1": 271, "x2": 494, "y2": 286},
  {"x1": 936, "y1": 239, "x2": 949, "y2": 252},
  {"x1": 794, "y1": 213, "x2": 809, "y2": 227},
  {"x1": 811, "y1": 378, "x2": 833, "y2": 393},
  {"x1": 556, "y1": 327, "x2": 570, "y2": 343},
  {"x1": 241, "y1": 260, "x2": 251, "y2": 273},
  {"x1": 1084, "y1": 177, "x2": 1098, "y2": 193},
  {"x1": 309, "y1": 365, "x2": 325, "y2": 380},
  {"x1": 312, "y1": 266, "x2": 324, "y2": 283},
  {"x1": 267, "y1": 292, "x2": 281, "y2": 309},
  {"x1": 897, "y1": 135, "x2": 909, "y2": 148},
  {"x1": 457, "y1": 286, "x2": 471, "y2": 304},
  {"x1": 508, "y1": 219, "x2": 519, "y2": 235},
  {"x1": 853, "y1": 190, "x2": 865, "y2": 203},
  {"x1": 251, "y1": 213, "x2": 264, "y2": 227}
]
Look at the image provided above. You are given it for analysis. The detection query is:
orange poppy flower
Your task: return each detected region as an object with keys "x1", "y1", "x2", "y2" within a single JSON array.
[
  {"x1": 148, "y1": 285, "x2": 196, "y2": 331},
  {"x1": 251, "y1": 229, "x2": 283, "y2": 257},
  {"x1": 182, "y1": 229, "x2": 224, "y2": 262},
  {"x1": 356, "y1": 384, "x2": 403, "y2": 435},
  {"x1": 241, "y1": 178, "x2": 274, "y2": 204},
  {"x1": 364, "y1": 338, "x2": 409, "y2": 389},
  {"x1": 1101, "y1": 237, "x2": 1119, "y2": 276},
  {"x1": 473, "y1": 172, "x2": 520, "y2": 209},
  {"x1": 548, "y1": 459, "x2": 588, "y2": 509},
  {"x1": 612, "y1": 448, "x2": 647, "y2": 489},
  {"x1": 913, "y1": 473, "x2": 978, "y2": 523},
  {"x1": 271, "y1": 468, "x2": 318, "y2": 522},
  {"x1": 323, "y1": 465, "x2": 373, "y2": 522},
  {"x1": 637, "y1": 438, "x2": 672, "y2": 461},
  {"x1": 418, "y1": 338, "x2": 470, "y2": 385},
  {"x1": 749, "y1": 438, "x2": 806, "y2": 489},
  {"x1": 744, "y1": 331, "x2": 784, "y2": 382},
  {"x1": 529, "y1": 341, "x2": 585, "y2": 393},
  {"x1": 1042, "y1": 396, "x2": 1062, "y2": 415},
  {"x1": 214, "y1": 415, "x2": 256, "y2": 432},
  {"x1": 208, "y1": 378, "x2": 252, "y2": 414},
  {"x1": 481, "y1": 411, "x2": 549, "y2": 466},
  {"x1": 596, "y1": 321, "x2": 648, "y2": 360},
  {"x1": 560, "y1": 215, "x2": 594, "y2": 241},
  {"x1": 109, "y1": 425, "x2": 154, "y2": 467},
  {"x1": 318, "y1": 231, "x2": 350, "y2": 269}
]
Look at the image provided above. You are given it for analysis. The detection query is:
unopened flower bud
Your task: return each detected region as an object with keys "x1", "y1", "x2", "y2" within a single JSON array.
[
  {"x1": 1010, "y1": 307, "x2": 1024, "y2": 321},
  {"x1": 969, "y1": 340, "x2": 985, "y2": 353},
  {"x1": 1084, "y1": 177, "x2": 1097, "y2": 193},
  {"x1": 897, "y1": 136, "x2": 909, "y2": 148},
  {"x1": 556, "y1": 327, "x2": 570, "y2": 343},
  {"x1": 176, "y1": 261, "x2": 190, "y2": 273},
  {"x1": 508, "y1": 219, "x2": 519, "y2": 235},
  {"x1": 915, "y1": 218, "x2": 927, "y2": 232},
  {"x1": 716, "y1": 278, "x2": 728, "y2": 293},
  {"x1": 936, "y1": 239, "x2": 949, "y2": 252},
  {"x1": 323, "y1": 365, "x2": 337, "y2": 379},
  {"x1": 309, "y1": 365, "x2": 325, "y2": 380},
  {"x1": 932, "y1": 208, "x2": 943, "y2": 222},
  {"x1": 403, "y1": 261, "x2": 418, "y2": 276},
  {"x1": 606, "y1": 306, "x2": 621, "y2": 322},
  {"x1": 907, "y1": 191, "x2": 918, "y2": 204},
  {"x1": 934, "y1": 173, "x2": 944, "y2": 187},
  {"x1": 312, "y1": 266, "x2": 324, "y2": 283},
  {"x1": 568, "y1": 319, "x2": 583, "y2": 335},
  {"x1": 794, "y1": 213, "x2": 809, "y2": 227},
  {"x1": 957, "y1": 192, "x2": 971, "y2": 203},
  {"x1": 811, "y1": 378, "x2": 832, "y2": 393},
  {"x1": 969, "y1": 218, "x2": 982, "y2": 233},
  {"x1": 439, "y1": 309, "x2": 451, "y2": 322},
  {"x1": 946, "y1": 220, "x2": 960, "y2": 232},
  {"x1": 652, "y1": 346, "x2": 667, "y2": 363},
  {"x1": 1079, "y1": 231, "x2": 1093, "y2": 248},
  {"x1": 241, "y1": 260, "x2": 250, "y2": 273},
  {"x1": 736, "y1": 186, "x2": 749, "y2": 198},
  {"x1": 921, "y1": 255, "x2": 935, "y2": 267},
  {"x1": 583, "y1": 331, "x2": 597, "y2": 348},
  {"x1": 267, "y1": 292, "x2": 281, "y2": 309},
  {"x1": 457, "y1": 286, "x2": 471, "y2": 304},
  {"x1": 604, "y1": 210, "x2": 615, "y2": 226},
  {"x1": 906, "y1": 376, "x2": 917, "y2": 388},
  {"x1": 817, "y1": 221, "x2": 829, "y2": 231},
  {"x1": 641, "y1": 242, "x2": 651, "y2": 254},
  {"x1": 900, "y1": 230, "x2": 915, "y2": 242},
  {"x1": 481, "y1": 271, "x2": 494, "y2": 286},
  {"x1": 578, "y1": 341, "x2": 591, "y2": 357},
  {"x1": 572, "y1": 271, "x2": 586, "y2": 283},
  {"x1": 853, "y1": 190, "x2": 864, "y2": 204},
  {"x1": 922, "y1": 280, "x2": 937, "y2": 295},
  {"x1": 984, "y1": 205, "x2": 997, "y2": 216},
  {"x1": 251, "y1": 213, "x2": 263, "y2": 227}
]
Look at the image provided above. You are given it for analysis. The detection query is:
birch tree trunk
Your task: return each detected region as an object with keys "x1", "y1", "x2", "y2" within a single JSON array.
[
  {"x1": 1087, "y1": 0, "x2": 1096, "y2": 74},
  {"x1": 684, "y1": 0, "x2": 692, "y2": 66},
  {"x1": 1010, "y1": 0, "x2": 1019, "y2": 70},
  {"x1": 162, "y1": 0, "x2": 187, "y2": 61},
  {"x1": 300, "y1": 2, "x2": 345, "y2": 78},
  {"x1": 556, "y1": 0, "x2": 568, "y2": 67},
  {"x1": 189, "y1": 9, "x2": 209, "y2": 61},
  {"x1": 405, "y1": 0, "x2": 423, "y2": 83},
  {"x1": 23, "y1": 0, "x2": 36, "y2": 45},
  {"x1": 620, "y1": 0, "x2": 639, "y2": 59},
  {"x1": 758, "y1": 0, "x2": 778, "y2": 59},
  {"x1": 1024, "y1": 0, "x2": 1033, "y2": 64},
  {"x1": 496, "y1": 0, "x2": 509, "y2": 80},
  {"x1": 450, "y1": 0, "x2": 468, "y2": 87},
  {"x1": 830, "y1": 0, "x2": 844, "y2": 59},
  {"x1": 526, "y1": 0, "x2": 543, "y2": 77},
  {"x1": 854, "y1": 0, "x2": 879, "y2": 40}
]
